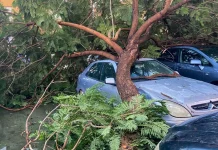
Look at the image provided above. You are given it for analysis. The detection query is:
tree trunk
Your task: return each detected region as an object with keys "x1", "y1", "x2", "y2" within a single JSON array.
[{"x1": 116, "y1": 42, "x2": 139, "y2": 101}]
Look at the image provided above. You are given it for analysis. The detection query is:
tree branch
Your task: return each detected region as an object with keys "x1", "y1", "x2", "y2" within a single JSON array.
[
  {"x1": 108, "y1": 28, "x2": 130, "y2": 41},
  {"x1": 139, "y1": 0, "x2": 190, "y2": 44},
  {"x1": 43, "y1": 132, "x2": 56, "y2": 150},
  {"x1": 150, "y1": 36, "x2": 162, "y2": 47},
  {"x1": 22, "y1": 104, "x2": 61, "y2": 149},
  {"x1": 132, "y1": 0, "x2": 172, "y2": 42},
  {"x1": 67, "y1": 50, "x2": 117, "y2": 61},
  {"x1": 138, "y1": 25, "x2": 153, "y2": 44},
  {"x1": 0, "y1": 103, "x2": 33, "y2": 112},
  {"x1": 40, "y1": 55, "x2": 65, "y2": 84},
  {"x1": 1, "y1": 55, "x2": 47, "y2": 79},
  {"x1": 138, "y1": 35, "x2": 150, "y2": 44},
  {"x1": 61, "y1": 130, "x2": 71, "y2": 150},
  {"x1": 24, "y1": 80, "x2": 54, "y2": 147},
  {"x1": 110, "y1": 0, "x2": 115, "y2": 38},
  {"x1": 72, "y1": 125, "x2": 87, "y2": 150},
  {"x1": 128, "y1": 0, "x2": 139, "y2": 39},
  {"x1": 40, "y1": 50, "x2": 117, "y2": 84},
  {"x1": 58, "y1": 21, "x2": 123, "y2": 54}
]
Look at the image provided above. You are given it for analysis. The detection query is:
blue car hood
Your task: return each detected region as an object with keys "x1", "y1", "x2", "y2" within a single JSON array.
[
  {"x1": 160, "y1": 112, "x2": 218, "y2": 150},
  {"x1": 134, "y1": 77, "x2": 218, "y2": 104}
]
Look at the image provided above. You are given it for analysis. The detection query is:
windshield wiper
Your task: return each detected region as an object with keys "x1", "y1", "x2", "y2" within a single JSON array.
[
  {"x1": 131, "y1": 72, "x2": 180, "y2": 80},
  {"x1": 131, "y1": 76, "x2": 154, "y2": 80}
]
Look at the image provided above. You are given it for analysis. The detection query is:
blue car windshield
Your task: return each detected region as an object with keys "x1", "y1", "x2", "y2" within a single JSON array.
[
  {"x1": 199, "y1": 47, "x2": 218, "y2": 62},
  {"x1": 130, "y1": 60, "x2": 174, "y2": 78}
]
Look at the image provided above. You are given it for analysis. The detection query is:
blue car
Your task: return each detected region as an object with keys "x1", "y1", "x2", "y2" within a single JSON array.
[
  {"x1": 76, "y1": 58, "x2": 218, "y2": 126},
  {"x1": 155, "y1": 111, "x2": 218, "y2": 150},
  {"x1": 158, "y1": 46, "x2": 218, "y2": 85}
]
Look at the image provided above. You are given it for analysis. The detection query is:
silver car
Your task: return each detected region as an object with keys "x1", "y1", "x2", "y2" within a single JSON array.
[{"x1": 76, "y1": 58, "x2": 218, "y2": 126}]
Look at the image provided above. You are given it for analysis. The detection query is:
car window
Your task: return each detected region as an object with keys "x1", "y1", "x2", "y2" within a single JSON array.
[
  {"x1": 159, "y1": 48, "x2": 179, "y2": 62},
  {"x1": 86, "y1": 63, "x2": 103, "y2": 80},
  {"x1": 199, "y1": 47, "x2": 218, "y2": 62},
  {"x1": 130, "y1": 60, "x2": 174, "y2": 77},
  {"x1": 180, "y1": 49, "x2": 210, "y2": 66},
  {"x1": 101, "y1": 63, "x2": 116, "y2": 82}
]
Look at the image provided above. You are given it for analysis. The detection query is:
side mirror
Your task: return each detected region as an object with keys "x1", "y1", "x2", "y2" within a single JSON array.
[
  {"x1": 174, "y1": 71, "x2": 180, "y2": 75},
  {"x1": 190, "y1": 59, "x2": 201, "y2": 65},
  {"x1": 105, "y1": 78, "x2": 116, "y2": 85}
]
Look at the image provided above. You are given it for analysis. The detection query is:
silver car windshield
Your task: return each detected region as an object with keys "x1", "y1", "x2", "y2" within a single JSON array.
[{"x1": 130, "y1": 60, "x2": 174, "y2": 78}]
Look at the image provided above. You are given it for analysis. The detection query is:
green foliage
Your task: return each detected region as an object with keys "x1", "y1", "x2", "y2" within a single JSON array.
[
  {"x1": 176, "y1": 7, "x2": 190, "y2": 16},
  {"x1": 141, "y1": 45, "x2": 160, "y2": 58},
  {"x1": 0, "y1": 1, "x2": 90, "y2": 106},
  {"x1": 162, "y1": 1, "x2": 218, "y2": 45},
  {"x1": 36, "y1": 87, "x2": 169, "y2": 150},
  {"x1": 1, "y1": 0, "x2": 216, "y2": 107}
]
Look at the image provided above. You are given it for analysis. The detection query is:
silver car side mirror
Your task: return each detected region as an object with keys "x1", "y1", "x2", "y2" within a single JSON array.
[
  {"x1": 190, "y1": 59, "x2": 201, "y2": 65},
  {"x1": 105, "y1": 78, "x2": 116, "y2": 85}
]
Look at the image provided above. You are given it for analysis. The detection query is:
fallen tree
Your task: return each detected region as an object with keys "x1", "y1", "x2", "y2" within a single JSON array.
[{"x1": 41, "y1": 0, "x2": 191, "y2": 101}]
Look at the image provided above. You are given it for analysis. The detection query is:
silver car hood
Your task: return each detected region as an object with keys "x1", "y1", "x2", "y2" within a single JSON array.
[{"x1": 134, "y1": 77, "x2": 218, "y2": 105}]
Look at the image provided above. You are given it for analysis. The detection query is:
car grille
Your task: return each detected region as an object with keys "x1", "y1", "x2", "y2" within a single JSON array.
[{"x1": 191, "y1": 101, "x2": 218, "y2": 110}]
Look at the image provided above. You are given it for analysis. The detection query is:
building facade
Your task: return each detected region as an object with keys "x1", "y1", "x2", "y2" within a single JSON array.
[
  {"x1": 0, "y1": 0, "x2": 13, "y2": 11},
  {"x1": 0, "y1": 0, "x2": 13, "y2": 7}
]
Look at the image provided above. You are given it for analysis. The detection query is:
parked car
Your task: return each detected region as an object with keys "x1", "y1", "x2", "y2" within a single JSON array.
[
  {"x1": 155, "y1": 111, "x2": 218, "y2": 150},
  {"x1": 158, "y1": 45, "x2": 218, "y2": 85},
  {"x1": 76, "y1": 58, "x2": 218, "y2": 126}
]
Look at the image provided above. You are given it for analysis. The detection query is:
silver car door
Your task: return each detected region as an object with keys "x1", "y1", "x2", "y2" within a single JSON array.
[
  {"x1": 82, "y1": 62, "x2": 104, "y2": 91},
  {"x1": 99, "y1": 62, "x2": 121, "y2": 104}
]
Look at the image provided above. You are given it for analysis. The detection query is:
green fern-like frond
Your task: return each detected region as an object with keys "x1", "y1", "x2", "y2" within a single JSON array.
[
  {"x1": 97, "y1": 126, "x2": 111, "y2": 137},
  {"x1": 141, "y1": 122, "x2": 169, "y2": 138},
  {"x1": 116, "y1": 120, "x2": 138, "y2": 131},
  {"x1": 42, "y1": 87, "x2": 169, "y2": 150},
  {"x1": 113, "y1": 101, "x2": 130, "y2": 115},
  {"x1": 109, "y1": 134, "x2": 121, "y2": 150},
  {"x1": 136, "y1": 137, "x2": 156, "y2": 149},
  {"x1": 90, "y1": 137, "x2": 102, "y2": 150}
]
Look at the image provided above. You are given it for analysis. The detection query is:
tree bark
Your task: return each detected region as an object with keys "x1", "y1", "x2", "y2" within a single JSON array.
[
  {"x1": 116, "y1": 41, "x2": 139, "y2": 101},
  {"x1": 128, "y1": 0, "x2": 139, "y2": 39}
]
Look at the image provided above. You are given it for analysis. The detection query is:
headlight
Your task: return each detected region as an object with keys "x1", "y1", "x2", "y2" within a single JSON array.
[{"x1": 164, "y1": 101, "x2": 191, "y2": 118}]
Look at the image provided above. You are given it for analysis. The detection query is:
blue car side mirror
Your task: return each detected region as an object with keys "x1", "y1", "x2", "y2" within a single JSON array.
[{"x1": 190, "y1": 59, "x2": 201, "y2": 65}]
